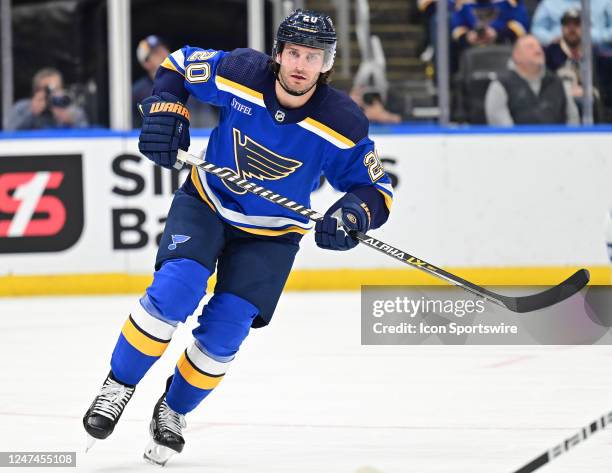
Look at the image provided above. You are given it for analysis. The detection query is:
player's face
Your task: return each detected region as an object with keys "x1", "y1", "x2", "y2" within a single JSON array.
[{"x1": 277, "y1": 43, "x2": 325, "y2": 94}]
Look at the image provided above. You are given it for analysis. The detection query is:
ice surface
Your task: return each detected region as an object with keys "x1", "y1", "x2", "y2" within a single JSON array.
[{"x1": 1, "y1": 293, "x2": 611, "y2": 472}]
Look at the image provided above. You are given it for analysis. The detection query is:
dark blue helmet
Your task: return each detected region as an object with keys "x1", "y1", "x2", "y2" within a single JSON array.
[{"x1": 273, "y1": 9, "x2": 337, "y2": 72}]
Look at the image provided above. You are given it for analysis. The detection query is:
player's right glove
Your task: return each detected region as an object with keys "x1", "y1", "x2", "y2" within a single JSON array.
[
  {"x1": 315, "y1": 193, "x2": 371, "y2": 251},
  {"x1": 138, "y1": 92, "x2": 190, "y2": 169}
]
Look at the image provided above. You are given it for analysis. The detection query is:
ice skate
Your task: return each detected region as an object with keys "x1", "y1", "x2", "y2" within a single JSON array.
[
  {"x1": 143, "y1": 389, "x2": 186, "y2": 466},
  {"x1": 82, "y1": 371, "x2": 135, "y2": 451}
]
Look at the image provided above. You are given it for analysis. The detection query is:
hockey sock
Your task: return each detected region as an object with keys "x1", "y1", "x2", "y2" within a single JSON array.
[
  {"x1": 164, "y1": 292, "x2": 258, "y2": 414},
  {"x1": 110, "y1": 297, "x2": 178, "y2": 386},
  {"x1": 165, "y1": 342, "x2": 232, "y2": 414},
  {"x1": 110, "y1": 259, "x2": 211, "y2": 386}
]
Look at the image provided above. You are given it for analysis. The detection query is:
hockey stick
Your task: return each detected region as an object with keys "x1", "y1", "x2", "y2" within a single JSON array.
[
  {"x1": 177, "y1": 150, "x2": 589, "y2": 313},
  {"x1": 511, "y1": 409, "x2": 612, "y2": 472}
]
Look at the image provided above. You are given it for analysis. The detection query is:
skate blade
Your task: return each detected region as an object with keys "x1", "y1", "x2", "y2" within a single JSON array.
[
  {"x1": 143, "y1": 440, "x2": 176, "y2": 467},
  {"x1": 85, "y1": 434, "x2": 96, "y2": 453}
]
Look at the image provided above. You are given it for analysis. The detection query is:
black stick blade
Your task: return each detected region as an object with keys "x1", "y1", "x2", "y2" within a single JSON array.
[
  {"x1": 512, "y1": 452, "x2": 550, "y2": 473},
  {"x1": 497, "y1": 269, "x2": 590, "y2": 313}
]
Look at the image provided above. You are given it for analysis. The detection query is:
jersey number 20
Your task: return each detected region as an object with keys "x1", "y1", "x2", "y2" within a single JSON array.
[{"x1": 363, "y1": 151, "x2": 384, "y2": 182}]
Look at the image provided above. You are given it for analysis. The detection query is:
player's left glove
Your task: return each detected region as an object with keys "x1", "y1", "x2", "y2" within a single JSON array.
[{"x1": 315, "y1": 193, "x2": 371, "y2": 251}]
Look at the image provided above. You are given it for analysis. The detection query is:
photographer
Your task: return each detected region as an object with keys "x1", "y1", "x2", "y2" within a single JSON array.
[
  {"x1": 350, "y1": 86, "x2": 402, "y2": 124},
  {"x1": 6, "y1": 68, "x2": 88, "y2": 131}
]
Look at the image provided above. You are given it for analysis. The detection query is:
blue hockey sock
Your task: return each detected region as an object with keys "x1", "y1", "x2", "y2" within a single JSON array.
[
  {"x1": 110, "y1": 259, "x2": 211, "y2": 386},
  {"x1": 165, "y1": 293, "x2": 258, "y2": 414},
  {"x1": 111, "y1": 297, "x2": 178, "y2": 385}
]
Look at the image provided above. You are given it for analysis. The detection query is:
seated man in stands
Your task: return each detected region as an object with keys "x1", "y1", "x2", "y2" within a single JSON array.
[
  {"x1": 545, "y1": 8, "x2": 600, "y2": 118},
  {"x1": 6, "y1": 68, "x2": 88, "y2": 131},
  {"x1": 485, "y1": 34, "x2": 580, "y2": 125},
  {"x1": 452, "y1": 0, "x2": 529, "y2": 50},
  {"x1": 532, "y1": 0, "x2": 612, "y2": 46}
]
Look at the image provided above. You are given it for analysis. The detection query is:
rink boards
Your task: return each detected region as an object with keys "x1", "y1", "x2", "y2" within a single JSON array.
[{"x1": 0, "y1": 126, "x2": 610, "y2": 294}]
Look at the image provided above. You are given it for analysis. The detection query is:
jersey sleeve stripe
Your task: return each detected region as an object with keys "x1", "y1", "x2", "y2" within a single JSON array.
[
  {"x1": 169, "y1": 50, "x2": 186, "y2": 72},
  {"x1": 376, "y1": 187, "x2": 393, "y2": 211},
  {"x1": 375, "y1": 182, "x2": 394, "y2": 211},
  {"x1": 160, "y1": 57, "x2": 183, "y2": 77},
  {"x1": 215, "y1": 75, "x2": 265, "y2": 106},
  {"x1": 298, "y1": 117, "x2": 355, "y2": 149}
]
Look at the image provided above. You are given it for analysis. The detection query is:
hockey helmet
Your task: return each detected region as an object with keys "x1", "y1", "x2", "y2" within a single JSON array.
[{"x1": 273, "y1": 9, "x2": 337, "y2": 73}]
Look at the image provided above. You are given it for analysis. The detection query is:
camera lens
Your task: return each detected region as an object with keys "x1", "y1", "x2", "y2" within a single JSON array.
[{"x1": 50, "y1": 94, "x2": 71, "y2": 108}]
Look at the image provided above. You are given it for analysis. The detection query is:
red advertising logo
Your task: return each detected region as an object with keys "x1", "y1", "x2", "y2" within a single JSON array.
[
  {"x1": 0, "y1": 172, "x2": 66, "y2": 237},
  {"x1": 0, "y1": 155, "x2": 83, "y2": 253}
]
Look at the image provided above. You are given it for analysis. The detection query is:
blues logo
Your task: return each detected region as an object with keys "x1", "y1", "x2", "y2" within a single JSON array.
[
  {"x1": 168, "y1": 234, "x2": 191, "y2": 250},
  {"x1": 223, "y1": 128, "x2": 302, "y2": 194}
]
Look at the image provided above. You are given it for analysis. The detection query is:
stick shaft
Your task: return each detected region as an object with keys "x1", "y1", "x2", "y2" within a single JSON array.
[
  {"x1": 178, "y1": 150, "x2": 588, "y2": 313},
  {"x1": 511, "y1": 410, "x2": 612, "y2": 473}
]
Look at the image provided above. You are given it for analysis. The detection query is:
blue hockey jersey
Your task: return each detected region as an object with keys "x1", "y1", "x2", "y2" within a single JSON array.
[{"x1": 158, "y1": 47, "x2": 393, "y2": 237}]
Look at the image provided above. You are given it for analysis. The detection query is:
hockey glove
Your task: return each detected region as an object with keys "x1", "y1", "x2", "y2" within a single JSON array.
[
  {"x1": 138, "y1": 92, "x2": 190, "y2": 169},
  {"x1": 315, "y1": 193, "x2": 371, "y2": 251}
]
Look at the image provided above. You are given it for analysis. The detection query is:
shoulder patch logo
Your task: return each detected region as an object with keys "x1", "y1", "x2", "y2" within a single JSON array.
[{"x1": 224, "y1": 128, "x2": 302, "y2": 194}]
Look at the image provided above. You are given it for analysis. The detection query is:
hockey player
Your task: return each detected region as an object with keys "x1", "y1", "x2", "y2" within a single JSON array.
[{"x1": 83, "y1": 9, "x2": 393, "y2": 466}]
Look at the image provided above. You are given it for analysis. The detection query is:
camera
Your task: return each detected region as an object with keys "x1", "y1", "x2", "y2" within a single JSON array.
[
  {"x1": 363, "y1": 91, "x2": 382, "y2": 106},
  {"x1": 475, "y1": 26, "x2": 487, "y2": 38},
  {"x1": 45, "y1": 85, "x2": 72, "y2": 108}
]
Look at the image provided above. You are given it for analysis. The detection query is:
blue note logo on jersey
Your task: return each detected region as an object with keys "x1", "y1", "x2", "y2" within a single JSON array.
[
  {"x1": 224, "y1": 128, "x2": 302, "y2": 194},
  {"x1": 168, "y1": 234, "x2": 191, "y2": 250}
]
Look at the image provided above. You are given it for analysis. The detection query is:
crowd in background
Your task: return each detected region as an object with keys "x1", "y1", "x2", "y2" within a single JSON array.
[
  {"x1": 4, "y1": 0, "x2": 612, "y2": 130},
  {"x1": 418, "y1": 0, "x2": 612, "y2": 124}
]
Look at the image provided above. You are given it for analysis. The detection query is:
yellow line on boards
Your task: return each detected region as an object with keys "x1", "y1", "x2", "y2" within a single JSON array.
[{"x1": 0, "y1": 266, "x2": 608, "y2": 297}]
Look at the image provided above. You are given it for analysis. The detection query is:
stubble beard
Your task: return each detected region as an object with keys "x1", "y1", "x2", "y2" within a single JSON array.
[{"x1": 277, "y1": 68, "x2": 318, "y2": 97}]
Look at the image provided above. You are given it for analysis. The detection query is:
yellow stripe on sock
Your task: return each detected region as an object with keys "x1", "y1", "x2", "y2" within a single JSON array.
[
  {"x1": 121, "y1": 317, "x2": 169, "y2": 357},
  {"x1": 176, "y1": 351, "x2": 225, "y2": 390}
]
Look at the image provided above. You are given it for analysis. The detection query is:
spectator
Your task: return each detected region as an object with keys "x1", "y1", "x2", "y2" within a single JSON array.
[
  {"x1": 452, "y1": 0, "x2": 529, "y2": 50},
  {"x1": 418, "y1": 0, "x2": 456, "y2": 62},
  {"x1": 532, "y1": 0, "x2": 612, "y2": 46},
  {"x1": 545, "y1": 8, "x2": 601, "y2": 118},
  {"x1": 133, "y1": 35, "x2": 171, "y2": 128},
  {"x1": 350, "y1": 86, "x2": 402, "y2": 124},
  {"x1": 485, "y1": 34, "x2": 580, "y2": 125},
  {"x1": 132, "y1": 35, "x2": 219, "y2": 128},
  {"x1": 6, "y1": 68, "x2": 88, "y2": 131}
]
